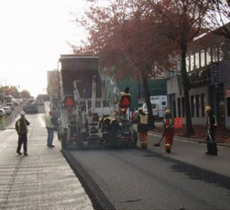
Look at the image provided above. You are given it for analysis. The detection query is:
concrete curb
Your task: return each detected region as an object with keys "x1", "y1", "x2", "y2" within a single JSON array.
[{"x1": 149, "y1": 131, "x2": 230, "y2": 149}]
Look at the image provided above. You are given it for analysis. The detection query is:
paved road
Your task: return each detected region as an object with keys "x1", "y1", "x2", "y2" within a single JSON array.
[
  {"x1": 0, "y1": 107, "x2": 94, "y2": 210},
  {"x1": 148, "y1": 132, "x2": 230, "y2": 177},
  {"x1": 63, "y1": 132, "x2": 230, "y2": 210}
]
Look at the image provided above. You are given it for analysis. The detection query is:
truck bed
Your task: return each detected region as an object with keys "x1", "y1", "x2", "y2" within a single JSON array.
[{"x1": 59, "y1": 55, "x2": 102, "y2": 98}]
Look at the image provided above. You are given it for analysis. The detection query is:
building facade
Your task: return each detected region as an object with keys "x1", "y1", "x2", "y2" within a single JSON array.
[{"x1": 167, "y1": 30, "x2": 230, "y2": 128}]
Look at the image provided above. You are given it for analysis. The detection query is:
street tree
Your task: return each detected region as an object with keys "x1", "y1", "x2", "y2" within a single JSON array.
[
  {"x1": 207, "y1": 0, "x2": 230, "y2": 39},
  {"x1": 20, "y1": 90, "x2": 31, "y2": 99},
  {"x1": 79, "y1": 0, "x2": 175, "y2": 128},
  {"x1": 147, "y1": 0, "x2": 210, "y2": 136}
]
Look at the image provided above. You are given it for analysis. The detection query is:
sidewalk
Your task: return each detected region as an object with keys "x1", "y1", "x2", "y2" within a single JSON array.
[
  {"x1": 152, "y1": 121, "x2": 230, "y2": 148},
  {"x1": 0, "y1": 113, "x2": 94, "y2": 210}
]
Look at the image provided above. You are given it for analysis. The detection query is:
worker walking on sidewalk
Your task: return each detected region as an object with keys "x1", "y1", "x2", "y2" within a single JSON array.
[
  {"x1": 162, "y1": 109, "x2": 174, "y2": 153},
  {"x1": 132, "y1": 107, "x2": 149, "y2": 148},
  {"x1": 15, "y1": 111, "x2": 30, "y2": 156},
  {"x1": 0, "y1": 113, "x2": 6, "y2": 130},
  {"x1": 205, "y1": 105, "x2": 218, "y2": 156}
]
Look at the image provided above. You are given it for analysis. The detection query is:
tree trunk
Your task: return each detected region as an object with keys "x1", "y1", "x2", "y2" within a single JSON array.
[
  {"x1": 181, "y1": 42, "x2": 194, "y2": 136},
  {"x1": 140, "y1": 70, "x2": 155, "y2": 129}
]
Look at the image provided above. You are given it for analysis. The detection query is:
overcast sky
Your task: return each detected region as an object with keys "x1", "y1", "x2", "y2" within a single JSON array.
[{"x1": 0, "y1": 0, "x2": 88, "y2": 97}]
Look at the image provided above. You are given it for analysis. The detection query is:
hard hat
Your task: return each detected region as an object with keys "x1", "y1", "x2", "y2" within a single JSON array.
[
  {"x1": 138, "y1": 107, "x2": 143, "y2": 111},
  {"x1": 165, "y1": 109, "x2": 171, "y2": 114},
  {"x1": 20, "y1": 111, "x2": 25, "y2": 116},
  {"x1": 205, "y1": 105, "x2": 211, "y2": 112}
]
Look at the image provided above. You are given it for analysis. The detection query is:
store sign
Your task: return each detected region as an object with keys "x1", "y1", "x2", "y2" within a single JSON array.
[
  {"x1": 226, "y1": 89, "x2": 230, "y2": 98},
  {"x1": 212, "y1": 62, "x2": 219, "y2": 88}
]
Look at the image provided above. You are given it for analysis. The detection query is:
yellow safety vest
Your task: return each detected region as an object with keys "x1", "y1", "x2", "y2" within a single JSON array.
[
  {"x1": 140, "y1": 114, "x2": 148, "y2": 125},
  {"x1": 45, "y1": 116, "x2": 55, "y2": 128}
]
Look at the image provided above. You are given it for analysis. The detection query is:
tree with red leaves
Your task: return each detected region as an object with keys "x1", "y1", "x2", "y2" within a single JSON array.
[
  {"x1": 146, "y1": 0, "x2": 210, "y2": 136},
  {"x1": 207, "y1": 0, "x2": 230, "y2": 39},
  {"x1": 79, "y1": 0, "x2": 175, "y2": 128}
]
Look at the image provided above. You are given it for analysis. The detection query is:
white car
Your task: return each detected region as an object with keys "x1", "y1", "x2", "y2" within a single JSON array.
[
  {"x1": 0, "y1": 108, "x2": 6, "y2": 116},
  {"x1": 2, "y1": 106, "x2": 12, "y2": 116},
  {"x1": 6, "y1": 102, "x2": 14, "y2": 110}
]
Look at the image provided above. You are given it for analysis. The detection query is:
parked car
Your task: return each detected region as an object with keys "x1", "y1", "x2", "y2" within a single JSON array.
[
  {"x1": 5, "y1": 102, "x2": 14, "y2": 111},
  {"x1": 36, "y1": 99, "x2": 44, "y2": 105},
  {"x1": 0, "y1": 108, "x2": 6, "y2": 117},
  {"x1": 13, "y1": 100, "x2": 19, "y2": 106},
  {"x1": 2, "y1": 106, "x2": 12, "y2": 116}
]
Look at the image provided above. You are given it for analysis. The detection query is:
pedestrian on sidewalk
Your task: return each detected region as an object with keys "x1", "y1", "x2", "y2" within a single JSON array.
[
  {"x1": 132, "y1": 107, "x2": 149, "y2": 148},
  {"x1": 45, "y1": 110, "x2": 56, "y2": 147},
  {"x1": 162, "y1": 109, "x2": 174, "y2": 153},
  {"x1": 15, "y1": 111, "x2": 30, "y2": 156},
  {"x1": 205, "y1": 106, "x2": 218, "y2": 156}
]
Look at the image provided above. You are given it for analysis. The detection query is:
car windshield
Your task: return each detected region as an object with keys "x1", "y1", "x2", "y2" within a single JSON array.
[
  {"x1": 143, "y1": 103, "x2": 157, "y2": 109},
  {"x1": 151, "y1": 104, "x2": 157, "y2": 109}
]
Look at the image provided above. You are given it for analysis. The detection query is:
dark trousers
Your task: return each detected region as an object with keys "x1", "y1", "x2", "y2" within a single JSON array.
[
  {"x1": 206, "y1": 130, "x2": 218, "y2": 155},
  {"x1": 110, "y1": 121, "x2": 119, "y2": 145},
  {"x1": 17, "y1": 134, "x2": 28, "y2": 154}
]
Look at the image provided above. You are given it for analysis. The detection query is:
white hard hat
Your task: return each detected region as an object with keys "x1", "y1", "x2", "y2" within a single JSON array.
[
  {"x1": 165, "y1": 109, "x2": 171, "y2": 114},
  {"x1": 138, "y1": 107, "x2": 143, "y2": 111},
  {"x1": 205, "y1": 105, "x2": 211, "y2": 112},
  {"x1": 20, "y1": 111, "x2": 25, "y2": 116}
]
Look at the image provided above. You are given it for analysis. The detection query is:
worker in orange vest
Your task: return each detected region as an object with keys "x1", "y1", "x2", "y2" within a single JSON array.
[{"x1": 162, "y1": 109, "x2": 174, "y2": 153}]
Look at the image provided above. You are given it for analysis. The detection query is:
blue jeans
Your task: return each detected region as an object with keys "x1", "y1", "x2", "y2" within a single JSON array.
[{"x1": 47, "y1": 128, "x2": 54, "y2": 146}]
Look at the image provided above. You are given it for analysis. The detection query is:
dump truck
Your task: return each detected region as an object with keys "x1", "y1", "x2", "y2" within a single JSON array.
[{"x1": 57, "y1": 54, "x2": 137, "y2": 149}]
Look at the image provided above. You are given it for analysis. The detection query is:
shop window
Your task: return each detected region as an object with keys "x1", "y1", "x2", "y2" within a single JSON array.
[
  {"x1": 186, "y1": 56, "x2": 190, "y2": 72},
  {"x1": 195, "y1": 52, "x2": 200, "y2": 69},
  {"x1": 206, "y1": 48, "x2": 212, "y2": 64},
  {"x1": 191, "y1": 96, "x2": 194, "y2": 117},
  {"x1": 182, "y1": 97, "x2": 185, "y2": 117},
  {"x1": 227, "y1": 98, "x2": 230, "y2": 116},
  {"x1": 196, "y1": 95, "x2": 199, "y2": 117},
  {"x1": 190, "y1": 55, "x2": 195, "y2": 71},
  {"x1": 200, "y1": 50, "x2": 206, "y2": 67},
  {"x1": 219, "y1": 42, "x2": 225, "y2": 61},
  {"x1": 212, "y1": 45, "x2": 219, "y2": 62},
  {"x1": 226, "y1": 41, "x2": 230, "y2": 59},
  {"x1": 201, "y1": 94, "x2": 205, "y2": 117},
  {"x1": 178, "y1": 98, "x2": 181, "y2": 117}
]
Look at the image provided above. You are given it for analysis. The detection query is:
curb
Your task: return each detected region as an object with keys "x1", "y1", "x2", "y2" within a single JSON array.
[{"x1": 149, "y1": 131, "x2": 230, "y2": 149}]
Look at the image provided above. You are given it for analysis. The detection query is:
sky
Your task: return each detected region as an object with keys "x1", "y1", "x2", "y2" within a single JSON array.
[{"x1": 0, "y1": 0, "x2": 88, "y2": 97}]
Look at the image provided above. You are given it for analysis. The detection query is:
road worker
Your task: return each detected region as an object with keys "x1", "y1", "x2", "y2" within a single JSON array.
[
  {"x1": 205, "y1": 105, "x2": 218, "y2": 155},
  {"x1": 102, "y1": 111, "x2": 121, "y2": 146},
  {"x1": 162, "y1": 109, "x2": 174, "y2": 153},
  {"x1": 15, "y1": 111, "x2": 30, "y2": 156},
  {"x1": 120, "y1": 87, "x2": 131, "y2": 98},
  {"x1": 45, "y1": 110, "x2": 56, "y2": 147},
  {"x1": 119, "y1": 87, "x2": 131, "y2": 119},
  {"x1": 132, "y1": 107, "x2": 149, "y2": 148}
]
